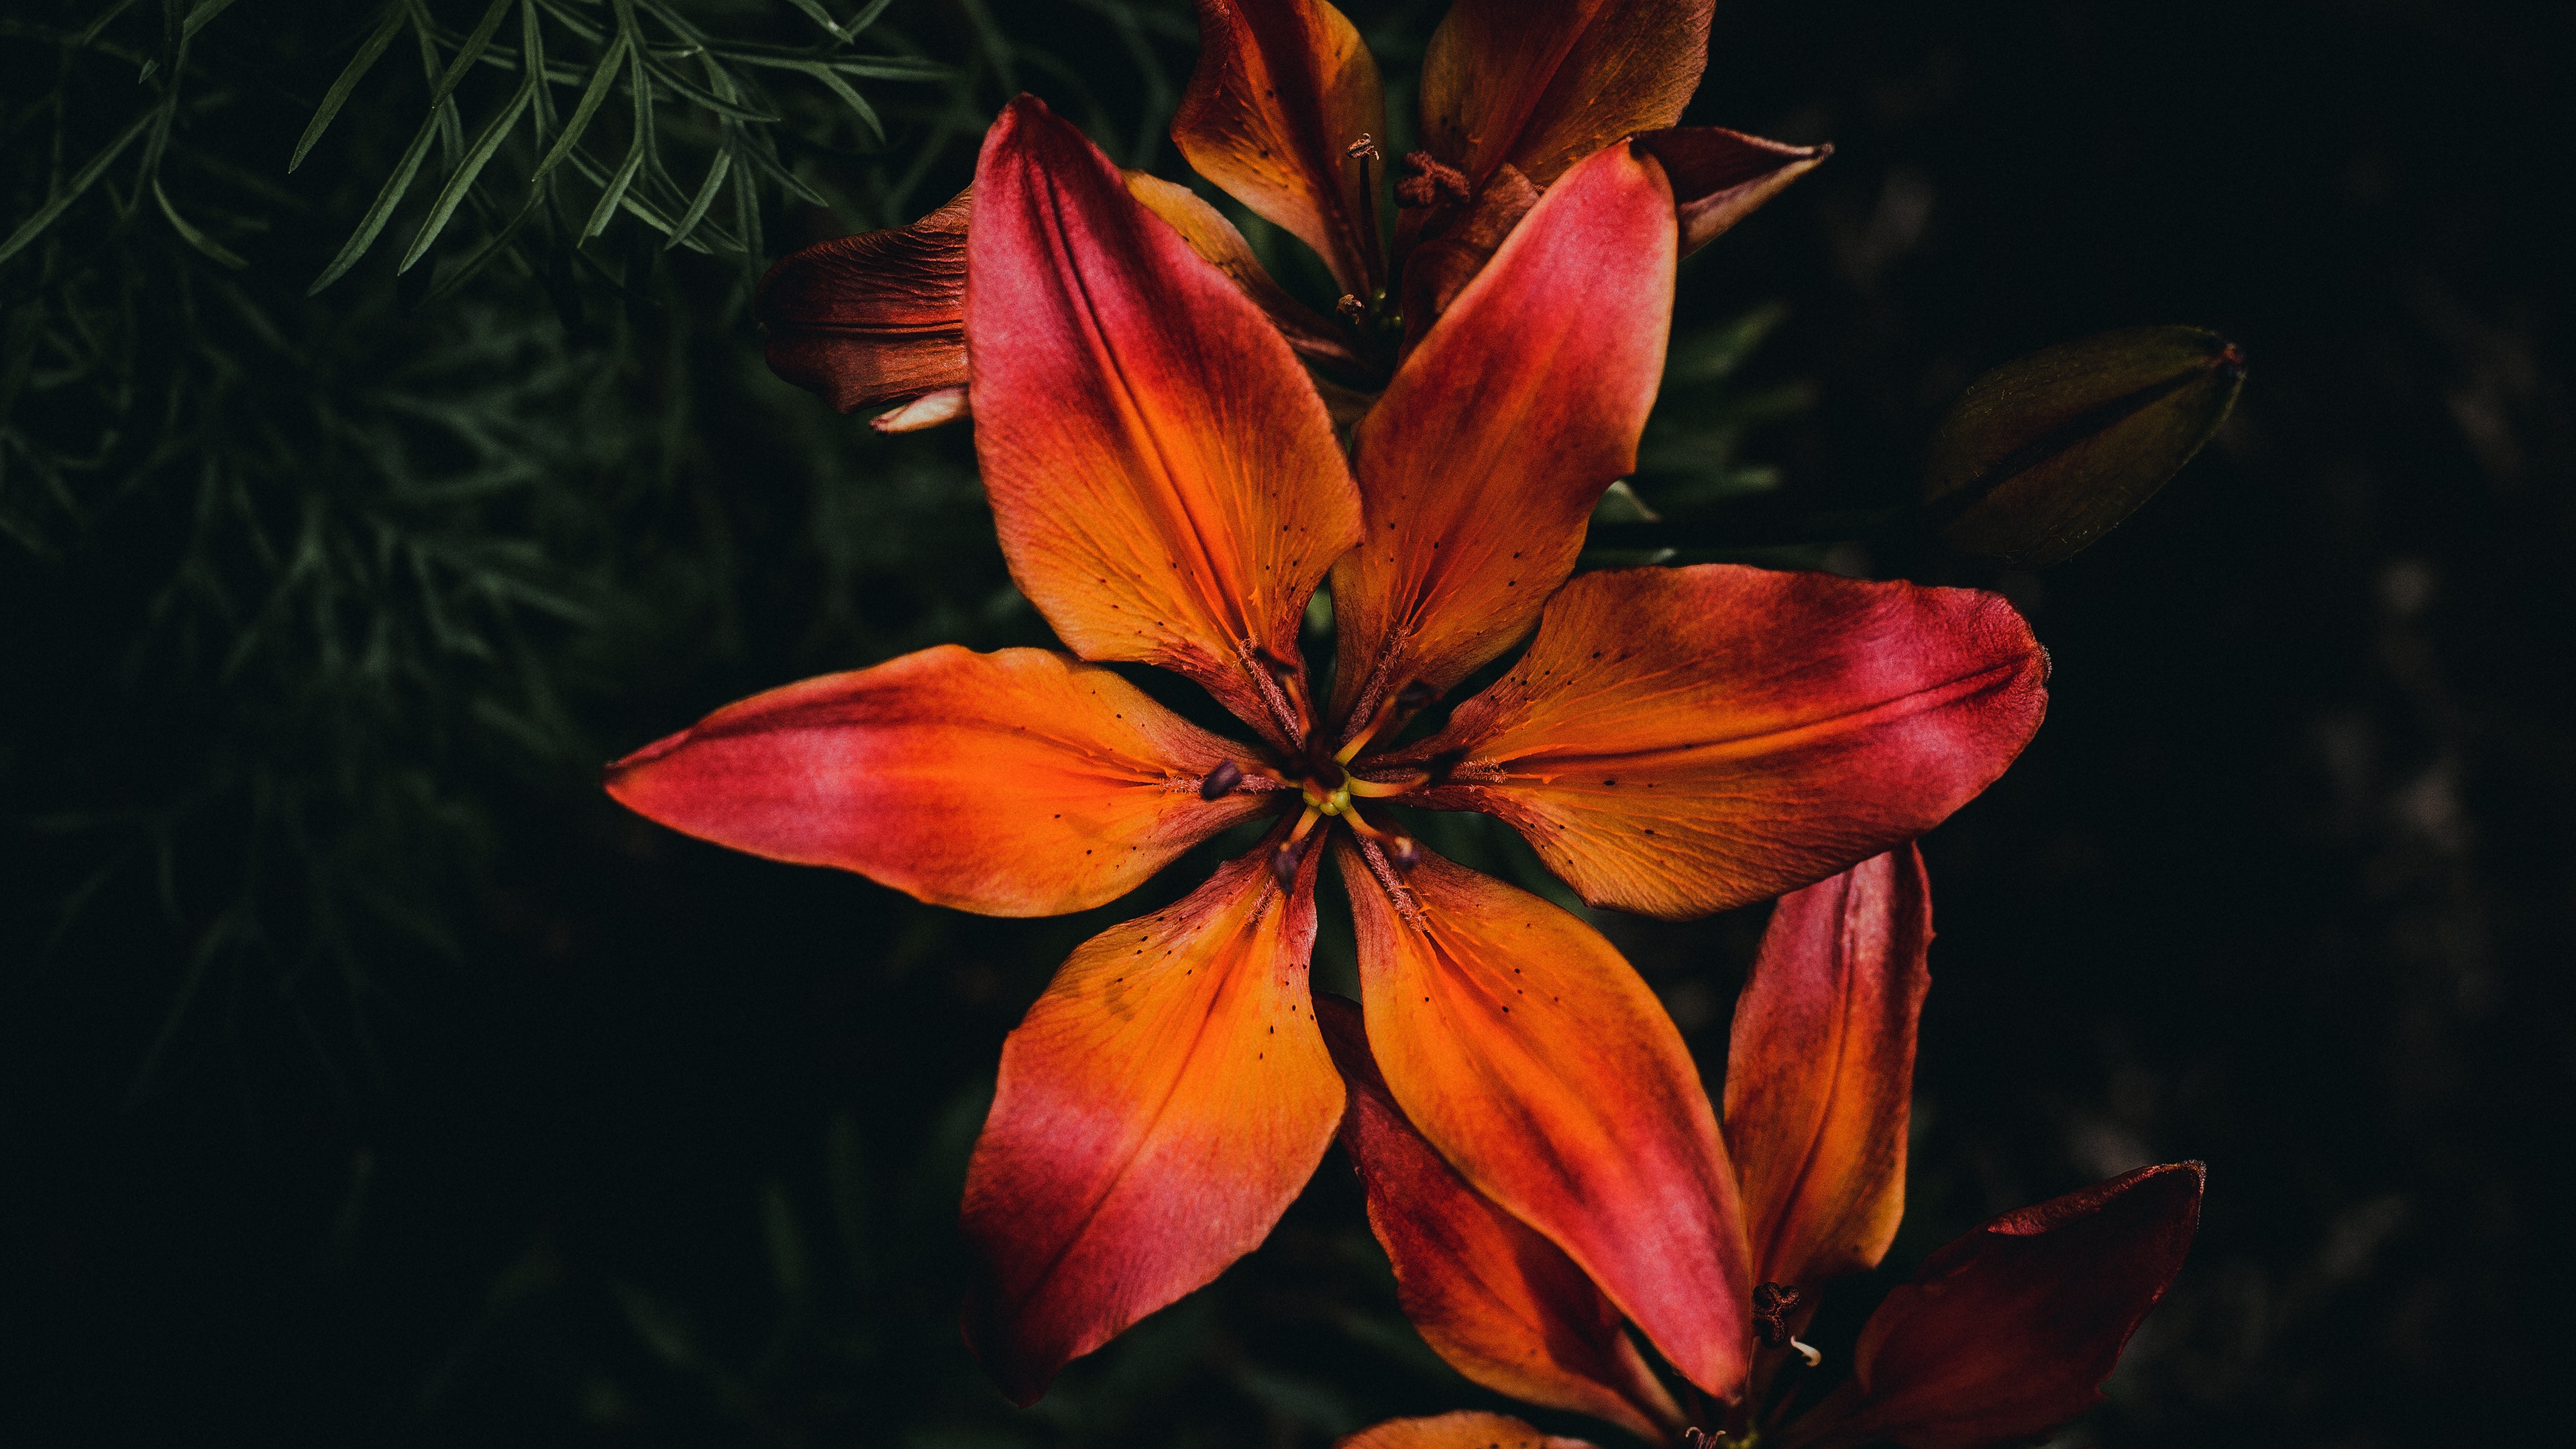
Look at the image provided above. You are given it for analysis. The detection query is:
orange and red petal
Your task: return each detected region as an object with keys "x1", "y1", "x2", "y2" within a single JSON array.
[
  {"x1": 1785, "y1": 1163, "x2": 2205, "y2": 1449},
  {"x1": 1329, "y1": 142, "x2": 1676, "y2": 731},
  {"x1": 757, "y1": 186, "x2": 970, "y2": 415},
  {"x1": 961, "y1": 843, "x2": 1340, "y2": 1403},
  {"x1": 1382, "y1": 566, "x2": 2047, "y2": 921},
  {"x1": 1320, "y1": 998, "x2": 1686, "y2": 1444},
  {"x1": 1173, "y1": 0, "x2": 1388, "y2": 298},
  {"x1": 1336, "y1": 843, "x2": 1750, "y2": 1401},
  {"x1": 602, "y1": 646, "x2": 1274, "y2": 918},
  {"x1": 1631, "y1": 127, "x2": 1833, "y2": 256},
  {"x1": 968, "y1": 97, "x2": 1363, "y2": 748},
  {"x1": 1725, "y1": 849, "x2": 1931, "y2": 1295},
  {"x1": 1123, "y1": 170, "x2": 1366, "y2": 374},
  {"x1": 1338, "y1": 1413, "x2": 1597, "y2": 1449},
  {"x1": 1417, "y1": 0, "x2": 1711, "y2": 191}
]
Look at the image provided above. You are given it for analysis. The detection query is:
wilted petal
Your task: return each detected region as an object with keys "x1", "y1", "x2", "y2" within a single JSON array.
[
  {"x1": 604, "y1": 646, "x2": 1274, "y2": 918},
  {"x1": 1173, "y1": 0, "x2": 1387, "y2": 297},
  {"x1": 1631, "y1": 127, "x2": 1833, "y2": 256},
  {"x1": 1784, "y1": 1163, "x2": 2206, "y2": 1449},
  {"x1": 961, "y1": 845, "x2": 1340, "y2": 1403},
  {"x1": 1123, "y1": 170, "x2": 1364, "y2": 372},
  {"x1": 757, "y1": 186, "x2": 970, "y2": 414},
  {"x1": 1726, "y1": 849, "x2": 1931, "y2": 1295},
  {"x1": 969, "y1": 97, "x2": 1364, "y2": 747},
  {"x1": 1417, "y1": 0, "x2": 1712, "y2": 190},
  {"x1": 1379, "y1": 566, "x2": 2046, "y2": 920},
  {"x1": 1320, "y1": 998, "x2": 1686, "y2": 1443},
  {"x1": 1338, "y1": 1413, "x2": 1596, "y2": 1449},
  {"x1": 1330, "y1": 142, "x2": 1674, "y2": 732},
  {"x1": 1338, "y1": 844, "x2": 1749, "y2": 1399}
]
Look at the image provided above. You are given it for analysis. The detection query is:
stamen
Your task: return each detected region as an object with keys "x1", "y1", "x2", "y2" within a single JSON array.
[
  {"x1": 1273, "y1": 806, "x2": 1323, "y2": 890},
  {"x1": 1342, "y1": 808, "x2": 1421, "y2": 869},
  {"x1": 1345, "y1": 134, "x2": 1382, "y2": 286},
  {"x1": 1345, "y1": 772, "x2": 1428, "y2": 798},
  {"x1": 1752, "y1": 1282, "x2": 1806, "y2": 1349},
  {"x1": 1335, "y1": 678, "x2": 1438, "y2": 763},
  {"x1": 1199, "y1": 760, "x2": 1244, "y2": 801},
  {"x1": 1337, "y1": 294, "x2": 1367, "y2": 324},
  {"x1": 1789, "y1": 1336, "x2": 1823, "y2": 1369},
  {"x1": 1393, "y1": 150, "x2": 1471, "y2": 209}
]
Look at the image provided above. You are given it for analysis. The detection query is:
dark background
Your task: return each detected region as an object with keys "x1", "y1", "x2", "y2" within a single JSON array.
[{"x1": 4, "y1": 1, "x2": 2568, "y2": 1444}]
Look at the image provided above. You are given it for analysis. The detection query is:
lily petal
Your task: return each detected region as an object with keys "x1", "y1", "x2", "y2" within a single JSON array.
[
  {"x1": 1784, "y1": 1163, "x2": 2206, "y2": 1449},
  {"x1": 961, "y1": 843, "x2": 1340, "y2": 1403},
  {"x1": 757, "y1": 186, "x2": 970, "y2": 415},
  {"x1": 969, "y1": 97, "x2": 1364, "y2": 747},
  {"x1": 1337, "y1": 843, "x2": 1750, "y2": 1400},
  {"x1": 1631, "y1": 127, "x2": 1833, "y2": 256},
  {"x1": 1123, "y1": 170, "x2": 1366, "y2": 373},
  {"x1": 603, "y1": 646, "x2": 1274, "y2": 918},
  {"x1": 1338, "y1": 1413, "x2": 1597, "y2": 1449},
  {"x1": 1417, "y1": 0, "x2": 1711, "y2": 191},
  {"x1": 1330, "y1": 142, "x2": 1675, "y2": 731},
  {"x1": 1379, "y1": 566, "x2": 2047, "y2": 921},
  {"x1": 1320, "y1": 998, "x2": 1686, "y2": 1443},
  {"x1": 1173, "y1": 0, "x2": 1388, "y2": 297},
  {"x1": 1725, "y1": 849, "x2": 1931, "y2": 1296}
]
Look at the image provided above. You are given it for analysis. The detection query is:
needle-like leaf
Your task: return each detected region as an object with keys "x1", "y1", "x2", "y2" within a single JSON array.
[
  {"x1": 306, "y1": 0, "x2": 517, "y2": 293},
  {"x1": 400, "y1": 81, "x2": 536, "y2": 273},
  {"x1": 0, "y1": 111, "x2": 158, "y2": 268},
  {"x1": 152, "y1": 178, "x2": 249, "y2": 269},
  {"x1": 290, "y1": 5, "x2": 407, "y2": 173}
]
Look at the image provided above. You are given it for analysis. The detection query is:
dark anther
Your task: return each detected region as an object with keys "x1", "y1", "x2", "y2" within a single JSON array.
[
  {"x1": 1394, "y1": 150, "x2": 1471, "y2": 209},
  {"x1": 1337, "y1": 294, "x2": 1367, "y2": 323},
  {"x1": 1387, "y1": 835, "x2": 1421, "y2": 869},
  {"x1": 1395, "y1": 680, "x2": 1438, "y2": 713},
  {"x1": 1752, "y1": 1281, "x2": 1806, "y2": 1348},
  {"x1": 1199, "y1": 761, "x2": 1244, "y2": 802},
  {"x1": 1344, "y1": 134, "x2": 1381, "y2": 162},
  {"x1": 1271, "y1": 836, "x2": 1309, "y2": 892}
]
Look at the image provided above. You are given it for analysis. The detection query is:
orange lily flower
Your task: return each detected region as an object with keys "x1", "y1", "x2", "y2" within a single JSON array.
[
  {"x1": 757, "y1": 0, "x2": 1829, "y2": 430},
  {"x1": 1328, "y1": 850, "x2": 2204, "y2": 1449},
  {"x1": 606, "y1": 97, "x2": 2043, "y2": 1403}
]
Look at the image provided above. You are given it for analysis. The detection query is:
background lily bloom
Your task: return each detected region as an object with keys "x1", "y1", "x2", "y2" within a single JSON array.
[
  {"x1": 606, "y1": 94, "x2": 2042, "y2": 1405},
  {"x1": 758, "y1": 0, "x2": 1829, "y2": 429},
  {"x1": 1330, "y1": 851, "x2": 2204, "y2": 1448}
]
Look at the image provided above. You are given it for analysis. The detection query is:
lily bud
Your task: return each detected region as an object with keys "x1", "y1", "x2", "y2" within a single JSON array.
[{"x1": 1919, "y1": 326, "x2": 2245, "y2": 567}]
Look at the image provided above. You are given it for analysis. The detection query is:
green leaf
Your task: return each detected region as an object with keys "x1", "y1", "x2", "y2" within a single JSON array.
[
  {"x1": 661, "y1": 146, "x2": 731, "y2": 251},
  {"x1": 179, "y1": 0, "x2": 241, "y2": 40},
  {"x1": 152, "y1": 178, "x2": 249, "y2": 269},
  {"x1": 763, "y1": 58, "x2": 882, "y2": 142},
  {"x1": 1919, "y1": 326, "x2": 2246, "y2": 568},
  {"x1": 530, "y1": 30, "x2": 627, "y2": 182},
  {"x1": 306, "y1": 0, "x2": 516, "y2": 292},
  {"x1": 398, "y1": 82, "x2": 535, "y2": 273},
  {"x1": 0, "y1": 109, "x2": 157, "y2": 268},
  {"x1": 780, "y1": 0, "x2": 849, "y2": 38},
  {"x1": 635, "y1": 52, "x2": 780, "y2": 123},
  {"x1": 290, "y1": 4, "x2": 407, "y2": 173},
  {"x1": 581, "y1": 134, "x2": 647, "y2": 241}
]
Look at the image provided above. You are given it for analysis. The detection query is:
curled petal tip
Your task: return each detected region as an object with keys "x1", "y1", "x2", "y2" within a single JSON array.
[{"x1": 871, "y1": 386, "x2": 969, "y2": 433}]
